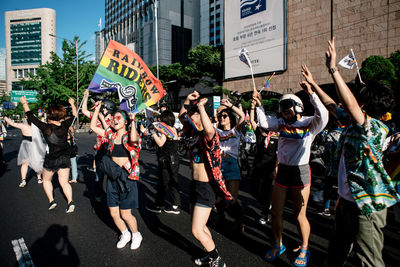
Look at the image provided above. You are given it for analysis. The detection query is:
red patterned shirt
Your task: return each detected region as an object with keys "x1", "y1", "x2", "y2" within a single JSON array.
[
  {"x1": 90, "y1": 112, "x2": 113, "y2": 150},
  {"x1": 104, "y1": 127, "x2": 141, "y2": 181}
]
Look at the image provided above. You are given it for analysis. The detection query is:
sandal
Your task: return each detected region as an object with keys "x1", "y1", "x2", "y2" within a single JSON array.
[
  {"x1": 38, "y1": 178, "x2": 43, "y2": 184},
  {"x1": 264, "y1": 244, "x2": 286, "y2": 262},
  {"x1": 19, "y1": 180, "x2": 26, "y2": 188},
  {"x1": 293, "y1": 247, "x2": 311, "y2": 267}
]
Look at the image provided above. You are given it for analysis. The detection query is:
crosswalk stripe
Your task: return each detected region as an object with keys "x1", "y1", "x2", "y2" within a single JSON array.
[{"x1": 11, "y1": 237, "x2": 34, "y2": 267}]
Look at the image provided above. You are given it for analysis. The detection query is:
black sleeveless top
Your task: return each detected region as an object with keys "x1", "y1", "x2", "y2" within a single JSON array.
[
  {"x1": 22, "y1": 135, "x2": 32, "y2": 142},
  {"x1": 157, "y1": 139, "x2": 178, "y2": 161},
  {"x1": 111, "y1": 143, "x2": 130, "y2": 158}
]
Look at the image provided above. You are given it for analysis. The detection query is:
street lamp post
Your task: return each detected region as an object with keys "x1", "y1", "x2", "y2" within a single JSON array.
[
  {"x1": 49, "y1": 34, "x2": 79, "y2": 128},
  {"x1": 151, "y1": 0, "x2": 159, "y2": 79}
]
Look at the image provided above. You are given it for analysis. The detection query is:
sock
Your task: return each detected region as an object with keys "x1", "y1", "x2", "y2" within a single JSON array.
[
  {"x1": 208, "y1": 248, "x2": 219, "y2": 259},
  {"x1": 121, "y1": 229, "x2": 130, "y2": 236}
]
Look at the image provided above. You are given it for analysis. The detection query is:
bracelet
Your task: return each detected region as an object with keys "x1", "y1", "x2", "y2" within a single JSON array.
[
  {"x1": 329, "y1": 67, "x2": 337, "y2": 74},
  {"x1": 21, "y1": 102, "x2": 27, "y2": 105}
]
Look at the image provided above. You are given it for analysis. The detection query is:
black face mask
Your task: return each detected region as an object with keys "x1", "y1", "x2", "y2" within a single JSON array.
[{"x1": 279, "y1": 99, "x2": 296, "y2": 112}]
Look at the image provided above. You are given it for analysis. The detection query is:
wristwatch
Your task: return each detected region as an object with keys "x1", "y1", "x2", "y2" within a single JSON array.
[{"x1": 329, "y1": 67, "x2": 337, "y2": 74}]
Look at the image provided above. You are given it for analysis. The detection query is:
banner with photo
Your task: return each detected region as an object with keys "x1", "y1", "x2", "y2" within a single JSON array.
[
  {"x1": 88, "y1": 40, "x2": 166, "y2": 113},
  {"x1": 224, "y1": 0, "x2": 287, "y2": 79}
]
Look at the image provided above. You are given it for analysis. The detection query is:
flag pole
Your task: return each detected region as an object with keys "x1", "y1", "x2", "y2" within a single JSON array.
[
  {"x1": 351, "y1": 49, "x2": 363, "y2": 84},
  {"x1": 71, "y1": 97, "x2": 85, "y2": 127}
]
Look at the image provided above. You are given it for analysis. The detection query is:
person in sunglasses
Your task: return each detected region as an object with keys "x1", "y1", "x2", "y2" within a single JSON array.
[
  {"x1": 214, "y1": 99, "x2": 245, "y2": 232},
  {"x1": 253, "y1": 79, "x2": 328, "y2": 266},
  {"x1": 90, "y1": 102, "x2": 143, "y2": 250},
  {"x1": 179, "y1": 91, "x2": 232, "y2": 267}
]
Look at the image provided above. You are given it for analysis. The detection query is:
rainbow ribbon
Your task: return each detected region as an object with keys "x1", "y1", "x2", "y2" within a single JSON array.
[{"x1": 184, "y1": 114, "x2": 201, "y2": 132}]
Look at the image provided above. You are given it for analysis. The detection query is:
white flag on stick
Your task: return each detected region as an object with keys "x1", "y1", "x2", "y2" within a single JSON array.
[
  {"x1": 338, "y1": 51, "x2": 356, "y2": 69},
  {"x1": 238, "y1": 48, "x2": 256, "y2": 91}
]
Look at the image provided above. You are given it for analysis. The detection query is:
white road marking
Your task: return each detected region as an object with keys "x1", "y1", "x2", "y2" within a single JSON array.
[{"x1": 11, "y1": 237, "x2": 34, "y2": 267}]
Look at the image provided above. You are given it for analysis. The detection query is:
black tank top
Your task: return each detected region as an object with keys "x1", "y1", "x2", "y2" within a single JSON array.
[
  {"x1": 22, "y1": 135, "x2": 32, "y2": 142},
  {"x1": 111, "y1": 144, "x2": 130, "y2": 158},
  {"x1": 157, "y1": 139, "x2": 178, "y2": 160}
]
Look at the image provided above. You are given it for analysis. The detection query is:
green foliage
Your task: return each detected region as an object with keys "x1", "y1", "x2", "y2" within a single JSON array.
[
  {"x1": 360, "y1": 55, "x2": 396, "y2": 87},
  {"x1": 184, "y1": 45, "x2": 222, "y2": 83},
  {"x1": 390, "y1": 50, "x2": 400, "y2": 76},
  {"x1": 20, "y1": 36, "x2": 96, "y2": 109}
]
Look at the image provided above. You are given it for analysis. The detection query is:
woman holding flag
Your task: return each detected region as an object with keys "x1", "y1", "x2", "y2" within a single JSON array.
[
  {"x1": 179, "y1": 91, "x2": 231, "y2": 267},
  {"x1": 90, "y1": 102, "x2": 143, "y2": 250},
  {"x1": 146, "y1": 110, "x2": 181, "y2": 214}
]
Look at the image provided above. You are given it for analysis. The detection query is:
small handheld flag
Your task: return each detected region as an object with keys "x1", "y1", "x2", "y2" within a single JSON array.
[
  {"x1": 184, "y1": 114, "x2": 201, "y2": 132},
  {"x1": 259, "y1": 72, "x2": 275, "y2": 94},
  {"x1": 153, "y1": 122, "x2": 176, "y2": 139},
  {"x1": 238, "y1": 48, "x2": 257, "y2": 92},
  {"x1": 338, "y1": 49, "x2": 363, "y2": 84}
]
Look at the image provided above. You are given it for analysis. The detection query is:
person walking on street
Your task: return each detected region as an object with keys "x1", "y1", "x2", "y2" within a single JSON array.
[
  {"x1": 179, "y1": 91, "x2": 232, "y2": 267},
  {"x1": 254, "y1": 76, "x2": 328, "y2": 266},
  {"x1": 90, "y1": 102, "x2": 143, "y2": 250}
]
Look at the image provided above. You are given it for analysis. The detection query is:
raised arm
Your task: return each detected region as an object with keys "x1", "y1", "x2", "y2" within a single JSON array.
[
  {"x1": 128, "y1": 112, "x2": 139, "y2": 144},
  {"x1": 253, "y1": 91, "x2": 280, "y2": 131},
  {"x1": 326, "y1": 37, "x2": 364, "y2": 125},
  {"x1": 301, "y1": 64, "x2": 338, "y2": 116},
  {"x1": 81, "y1": 89, "x2": 91, "y2": 118},
  {"x1": 68, "y1": 97, "x2": 77, "y2": 118},
  {"x1": 197, "y1": 98, "x2": 215, "y2": 141},
  {"x1": 249, "y1": 100, "x2": 258, "y2": 131},
  {"x1": 4, "y1": 117, "x2": 26, "y2": 130},
  {"x1": 179, "y1": 91, "x2": 199, "y2": 120},
  {"x1": 20, "y1": 96, "x2": 47, "y2": 130},
  {"x1": 221, "y1": 98, "x2": 245, "y2": 131},
  {"x1": 90, "y1": 101, "x2": 106, "y2": 137}
]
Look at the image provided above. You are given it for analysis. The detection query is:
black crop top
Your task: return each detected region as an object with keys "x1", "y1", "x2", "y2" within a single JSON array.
[
  {"x1": 111, "y1": 143, "x2": 130, "y2": 158},
  {"x1": 22, "y1": 135, "x2": 32, "y2": 142}
]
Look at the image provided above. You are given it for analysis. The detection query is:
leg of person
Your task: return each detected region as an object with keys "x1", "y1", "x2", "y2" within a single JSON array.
[
  {"x1": 42, "y1": 168, "x2": 57, "y2": 210},
  {"x1": 226, "y1": 180, "x2": 244, "y2": 232},
  {"x1": 292, "y1": 185, "x2": 311, "y2": 266},
  {"x1": 57, "y1": 168, "x2": 74, "y2": 213},
  {"x1": 120, "y1": 209, "x2": 142, "y2": 250},
  {"x1": 192, "y1": 205, "x2": 225, "y2": 266},
  {"x1": 327, "y1": 198, "x2": 359, "y2": 266},
  {"x1": 353, "y1": 208, "x2": 387, "y2": 267},
  {"x1": 69, "y1": 157, "x2": 78, "y2": 183},
  {"x1": 166, "y1": 159, "x2": 181, "y2": 212},
  {"x1": 19, "y1": 162, "x2": 29, "y2": 187},
  {"x1": 109, "y1": 206, "x2": 132, "y2": 249},
  {"x1": 264, "y1": 184, "x2": 287, "y2": 261},
  {"x1": 153, "y1": 161, "x2": 167, "y2": 209}
]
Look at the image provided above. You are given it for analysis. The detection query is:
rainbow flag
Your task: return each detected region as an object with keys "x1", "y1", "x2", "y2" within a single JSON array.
[{"x1": 88, "y1": 40, "x2": 166, "y2": 113}]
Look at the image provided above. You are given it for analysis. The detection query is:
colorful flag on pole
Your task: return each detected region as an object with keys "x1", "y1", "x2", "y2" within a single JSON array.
[
  {"x1": 153, "y1": 122, "x2": 176, "y2": 139},
  {"x1": 238, "y1": 48, "x2": 257, "y2": 91},
  {"x1": 88, "y1": 40, "x2": 166, "y2": 113},
  {"x1": 338, "y1": 51, "x2": 356, "y2": 69},
  {"x1": 264, "y1": 72, "x2": 275, "y2": 88}
]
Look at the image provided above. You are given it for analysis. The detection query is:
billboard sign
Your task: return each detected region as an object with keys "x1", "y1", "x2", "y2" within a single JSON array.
[{"x1": 224, "y1": 0, "x2": 287, "y2": 80}]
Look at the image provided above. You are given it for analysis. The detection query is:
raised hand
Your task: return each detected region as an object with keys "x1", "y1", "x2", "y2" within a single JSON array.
[
  {"x1": 221, "y1": 98, "x2": 232, "y2": 107},
  {"x1": 83, "y1": 89, "x2": 89, "y2": 98},
  {"x1": 68, "y1": 97, "x2": 75, "y2": 106},
  {"x1": 299, "y1": 81, "x2": 313, "y2": 95},
  {"x1": 325, "y1": 37, "x2": 337, "y2": 69},
  {"x1": 20, "y1": 96, "x2": 27, "y2": 104},
  {"x1": 187, "y1": 91, "x2": 200, "y2": 101},
  {"x1": 301, "y1": 64, "x2": 315, "y2": 84},
  {"x1": 94, "y1": 101, "x2": 102, "y2": 111},
  {"x1": 197, "y1": 98, "x2": 208, "y2": 107}
]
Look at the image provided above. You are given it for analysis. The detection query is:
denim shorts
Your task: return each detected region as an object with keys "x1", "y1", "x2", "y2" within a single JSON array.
[
  {"x1": 106, "y1": 178, "x2": 139, "y2": 210},
  {"x1": 275, "y1": 163, "x2": 311, "y2": 188},
  {"x1": 190, "y1": 180, "x2": 216, "y2": 208},
  {"x1": 221, "y1": 157, "x2": 241, "y2": 181}
]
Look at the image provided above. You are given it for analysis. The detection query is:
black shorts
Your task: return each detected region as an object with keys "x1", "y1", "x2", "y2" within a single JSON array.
[
  {"x1": 190, "y1": 180, "x2": 216, "y2": 208},
  {"x1": 44, "y1": 154, "x2": 71, "y2": 172},
  {"x1": 275, "y1": 163, "x2": 311, "y2": 189}
]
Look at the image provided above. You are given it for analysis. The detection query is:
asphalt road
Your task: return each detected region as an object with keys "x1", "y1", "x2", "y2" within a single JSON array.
[{"x1": 0, "y1": 129, "x2": 399, "y2": 267}]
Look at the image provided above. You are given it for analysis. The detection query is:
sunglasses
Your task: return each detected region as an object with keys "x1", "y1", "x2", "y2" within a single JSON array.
[
  {"x1": 114, "y1": 115, "x2": 125, "y2": 121},
  {"x1": 218, "y1": 114, "x2": 228, "y2": 119}
]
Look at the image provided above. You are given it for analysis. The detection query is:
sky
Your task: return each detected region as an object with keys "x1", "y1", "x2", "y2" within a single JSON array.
[{"x1": 0, "y1": 0, "x2": 105, "y2": 61}]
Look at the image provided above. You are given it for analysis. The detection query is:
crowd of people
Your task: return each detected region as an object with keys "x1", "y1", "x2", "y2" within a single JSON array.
[{"x1": 1, "y1": 37, "x2": 400, "y2": 267}]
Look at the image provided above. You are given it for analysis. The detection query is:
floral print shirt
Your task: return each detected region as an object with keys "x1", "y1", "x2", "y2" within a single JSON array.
[
  {"x1": 104, "y1": 127, "x2": 141, "y2": 181},
  {"x1": 336, "y1": 115, "x2": 400, "y2": 215}
]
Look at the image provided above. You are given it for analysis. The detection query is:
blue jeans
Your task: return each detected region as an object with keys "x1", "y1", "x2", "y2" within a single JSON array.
[{"x1": 70, "y1": 157, "x2": 78, "y2": 180}]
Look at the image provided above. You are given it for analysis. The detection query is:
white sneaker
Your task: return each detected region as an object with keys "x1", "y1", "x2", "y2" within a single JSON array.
[
  {"x1": 130, "y1": 232, "x2": 143, "y2": 250},
  {"x1": 116, "y1": 231, "x2": 131, "y2": 248}
]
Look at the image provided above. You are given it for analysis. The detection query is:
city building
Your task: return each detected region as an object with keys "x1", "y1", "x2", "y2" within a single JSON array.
[
  {"x1": 200, "y1": 0, "x2": 223, "y2": 46},
  {"x1": 95, "y1": 29, "x2": 106, "y2": 64},
  {"x1": 4, "y1": 8, "x2": 56, "y2": 92},
  {"x1": 0, "y1": 49, "x2": 6, "y2": 92},
  {"x1": 223, "y1": 0, "x2": 400, "y2": 95},
  {"x1": 101, "y1": 0, "x2": 200, "y2": 68}
]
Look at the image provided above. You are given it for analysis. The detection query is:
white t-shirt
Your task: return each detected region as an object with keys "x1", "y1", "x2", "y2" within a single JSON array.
[{"x1": 215, "y1": 127, "x2": 242, "y2": 159}]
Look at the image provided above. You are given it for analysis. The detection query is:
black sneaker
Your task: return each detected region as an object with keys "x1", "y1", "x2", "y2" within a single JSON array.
[
  {"x1": 66, "y1": 201, "x2": 75, "y2": 213},
  {"x1": 146, "y1": 203, "x2": 162, "y2": 214},
  {"x1": 164, "y1": 205, "x2": 180, "y2": 215},
  {"x1": 318, "y1": 209, "x2": 331, "y2": 217},
  {"x1": 209, "y1": 256, "x2": 226, "y2": 267},
  {"x1": 194, "y1": 254, "x2": 211, "y2": 266},
  {"x1": 48, "y1": 200, "x2": 57, "y2": 211}
]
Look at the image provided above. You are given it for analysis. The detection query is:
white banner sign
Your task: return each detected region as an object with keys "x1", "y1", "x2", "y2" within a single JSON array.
[{"x1": 224, "y1": 0, "x2": 287, "y2": 80}]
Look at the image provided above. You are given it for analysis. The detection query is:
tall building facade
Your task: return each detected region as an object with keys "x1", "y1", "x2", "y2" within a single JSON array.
[
  {"x1": 4, "y1": 8, "x2": 56, "y2": 92},
  {"x1": 102, "y1": 0, "x2": 200, "y2": 68},
  {"x1": 200, "y1": 0, "x2": 223, "y2": 46},
  {"x1": 95, "y1": 30, "x2": 105, "y2": 64}
]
